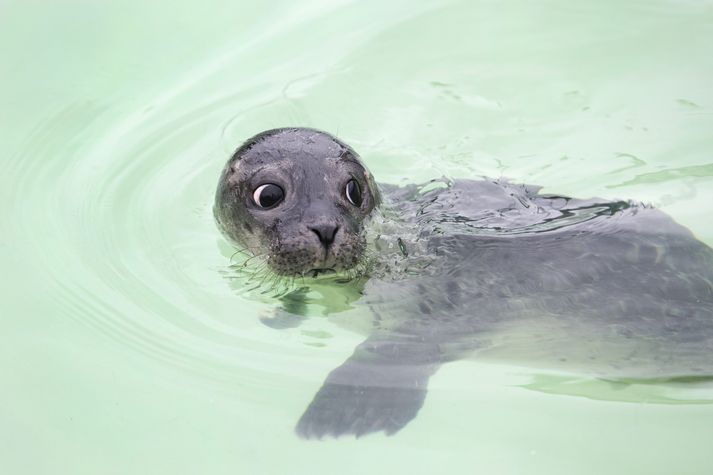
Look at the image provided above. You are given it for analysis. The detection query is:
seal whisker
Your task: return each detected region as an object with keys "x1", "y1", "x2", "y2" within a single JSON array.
[
  {"x1": 229, "y1": 248, "x2": 252, "y2": 264},
  {"x1": 246, "y1": 269, "x2": 273, "y2": 292},
  {"x1": 273, "y1": 276, "x2": 296, "y2": 298},
  {"x1": 242, "y1": 252, "x2": 268, "y2": 268},
  {"x1": 261, "y1": 273, "x2": 283, "y2": 295}
]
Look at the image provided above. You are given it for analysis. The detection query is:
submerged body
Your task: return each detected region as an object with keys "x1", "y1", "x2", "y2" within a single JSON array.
[{"x1": 214, "y1": 128, "x2": 713, "y2": 438}]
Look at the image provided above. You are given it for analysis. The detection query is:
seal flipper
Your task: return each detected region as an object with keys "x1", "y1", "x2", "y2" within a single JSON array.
[
  {"x1": 260, "y1": 287, "x2": 310, "y2": 329},
  {"x1": 296, "y1": 333, "x2": 442, "y2": 439}
]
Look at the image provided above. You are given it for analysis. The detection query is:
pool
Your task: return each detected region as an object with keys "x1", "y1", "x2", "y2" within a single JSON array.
[{"x1": 2, "y1": 0, "x2": 712, "y2": 473}]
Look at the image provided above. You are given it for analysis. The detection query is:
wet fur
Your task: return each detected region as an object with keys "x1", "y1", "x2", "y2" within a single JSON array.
[{"x1": 215, "y1": 129, "x2": 713, "y2": 439}]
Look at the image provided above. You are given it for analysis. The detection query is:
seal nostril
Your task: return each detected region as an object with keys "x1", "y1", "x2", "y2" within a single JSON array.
[{"x1": 310, "y1": 225, "x2": 339, "y2": 247}]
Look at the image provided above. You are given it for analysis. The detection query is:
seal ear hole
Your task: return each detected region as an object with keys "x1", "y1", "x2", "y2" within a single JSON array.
[
  {"x1": 345, "y1": 179, "x2": 363, "y2": 207},
  {"x1": 253, "y1": 183, "x2": 284, "y2": 209}
]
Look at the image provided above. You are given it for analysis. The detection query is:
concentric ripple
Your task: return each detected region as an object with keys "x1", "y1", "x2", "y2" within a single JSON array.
[
  {"x1": 5, "y1": 0, "x2": 455, "y2": 387},
  {"x1": 7, "y1": 0, "x2": 713, "y2": 386}
]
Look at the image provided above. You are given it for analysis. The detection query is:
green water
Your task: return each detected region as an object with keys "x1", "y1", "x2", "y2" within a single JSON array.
[{"x1": 2, "y1": 0, "x2": 713, "y2": 473}]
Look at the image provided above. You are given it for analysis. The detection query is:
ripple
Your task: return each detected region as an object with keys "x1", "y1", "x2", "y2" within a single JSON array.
[
  {"x1": 6, "y1": 0, "x2": 713, "y2": 402},
  {"x1": 5, "y1": 0, "x2": 453, "y2": 389},
  {"x1": 607, "y1": 163, "x2": 713, "y2": 188}
]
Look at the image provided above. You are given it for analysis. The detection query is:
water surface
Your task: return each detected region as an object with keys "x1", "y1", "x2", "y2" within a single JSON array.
[{"x1": 2, "y1": 0, "x2": 713, "y2": 473}]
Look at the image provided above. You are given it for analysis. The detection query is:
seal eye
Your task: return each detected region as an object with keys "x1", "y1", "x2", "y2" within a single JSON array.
[
  {"x1": 345, "y1": 179, "x2": 362, "y2": 207},
  {"x1": 253, "y1": 183, "x2": 284, "y2": 209}
]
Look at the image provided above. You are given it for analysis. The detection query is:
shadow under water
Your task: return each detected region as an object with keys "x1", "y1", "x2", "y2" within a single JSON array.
[{"x1": 520, "y1": 373, "x2": 713, "y2": 405}]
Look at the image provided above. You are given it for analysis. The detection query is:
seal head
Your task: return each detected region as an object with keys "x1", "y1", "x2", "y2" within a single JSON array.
[{"x1": 214, "y1": 128, "x2": 381, "y2": 276}]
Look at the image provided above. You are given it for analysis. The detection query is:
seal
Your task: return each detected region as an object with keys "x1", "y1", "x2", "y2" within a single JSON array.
[{"x1": 215, "y1": 128, "x2": 713, "y2": 439}]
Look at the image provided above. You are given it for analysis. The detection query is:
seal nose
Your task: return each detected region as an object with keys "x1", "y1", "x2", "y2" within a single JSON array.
[{"x1": 310, "y1": 224, "x2": 339, "y2": 248}]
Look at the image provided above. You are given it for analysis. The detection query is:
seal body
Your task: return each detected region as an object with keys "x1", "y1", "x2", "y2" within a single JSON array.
[{"x1": 215, "y1": 128, "x2": 713, "y2": 439}]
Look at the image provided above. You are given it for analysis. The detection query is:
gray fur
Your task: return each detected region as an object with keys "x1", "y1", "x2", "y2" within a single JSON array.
[
  {"x1": 215, "y1": 128, "x2": 380, "y2": 276},
  {"x1": 215, "y1": 128, "x2": 713, "y2": 439}
]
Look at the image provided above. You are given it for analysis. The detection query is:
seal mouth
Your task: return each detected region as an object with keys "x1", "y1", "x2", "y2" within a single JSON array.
[{"x1": 306, "y1": 268, "x2": 336, "y2": 278}]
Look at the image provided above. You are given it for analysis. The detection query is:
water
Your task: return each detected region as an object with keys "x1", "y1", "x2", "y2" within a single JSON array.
[{"x1": 2, "y1": 0, "x2": 713, "y2": 473}]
